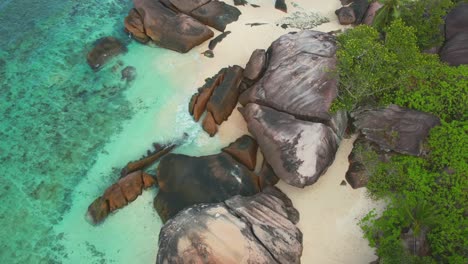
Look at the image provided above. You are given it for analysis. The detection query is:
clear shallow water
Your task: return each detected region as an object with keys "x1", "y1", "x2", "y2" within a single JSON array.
[{"x1": 0, "y1": 0, "x2": 230, "y2": 263}]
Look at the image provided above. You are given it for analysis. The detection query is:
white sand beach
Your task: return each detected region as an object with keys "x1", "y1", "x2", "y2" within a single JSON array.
[{"x1": 55, "y1": 1, "x2": 381, "y2": 263}]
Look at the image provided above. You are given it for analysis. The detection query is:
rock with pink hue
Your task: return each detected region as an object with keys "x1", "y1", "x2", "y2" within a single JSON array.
[
  {"x1": 191, "y1": 68, "x2": 225, "y2": 121},
  {"x1": 156, "y1": 187, "x2": 302, "y2": 264},
  {"x1": 352, "y1": 105, "x2": 440, "y2": 156},
  {"x1": 202, "y1": 111, "x2": 218, "y2": 136},
  {"x1": 239, "y1": 31, "x2": 338, "y2": 122},
  {"x1": 362, "y1": 1, "x2": 383, "y2": 25},
  {"x1": 240, "y1": 103, "x2": 339, "y2": 188}
]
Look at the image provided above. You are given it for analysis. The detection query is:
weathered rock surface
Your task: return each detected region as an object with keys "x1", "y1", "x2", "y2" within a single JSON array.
[
  {"x1": 124, "y1": 0, "x2": 214, "y2": 53},
  {"x1": 440, "y1": 32, "x2": 468, "y2": 66},
  {"x1": 243, "y1": 49, "x2": 267, "y2": 82},
  {"x1": 240, "y1": 103, "x2": 339, "y2": 187},
  {"x1": 87, "y1": 170, "x2": 157, "y2": 224},
  {"x1": 156, "y1": 187, "x2": 302, "y2": 264},
  {"x1": 352, "y1": 105, "x2": 440, "y2": 156},
  {"x1": 202, "y1": 111, "x2": 218, "y2": 136},
  {"x1": 239, "y1": 31, "x2": 338, "y2": 122},
  {"x1": 275, "y1": 0, "x2": 287, "y2": 13},
  {"x1": 350, "y1": 0, "x2": 370, "y2": 24},
  {"x1": 192, "y1": 68, "x2": 225, "y2": 121},
  {"x1": 445, "y1": 3, "x2": 468, "y2": 40},
  {"x1": 87, "y1": 37, "x2": 127, "y2": 70},
  {"x1": 222, "y1": 135, "x2": 258, "y2": 170},
  {"x1": 154, "y1": 152, "x2": 260, "y2": 222},
  {"x1": 336, "y1": 6, "x2": 356, "y2": 25},
  {"x1": 258, "y1": 160, "x2": 280, "y2": 189},
  {"x1": 169, "y1": 0, "x2": 210, "y2": 13},
  {"x1": 207, "y1": 65, "x2": 244, "y2": 124},
  {"x1": 190, "y1": 0, "x2": 242, "y2": 32},
  {"x1": 362, "y1": 1, "x2": 383, "y2": 25}
]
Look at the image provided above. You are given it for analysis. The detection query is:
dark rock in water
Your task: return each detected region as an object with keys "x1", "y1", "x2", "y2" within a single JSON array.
[
  {"x1": 243, "y1": 49, "x2": 267, "y2": 82},
  {"x1": 234, "y1": 0, "x2": 248, "y2": 6},
  {"x1": 124, "y1": 8, "x2": 150, "y2": 43},
  {"x1": 202, "y1": 111, "x2": 218, "y2": 136},
  {"x1": 191, "y1": 0, "x2": 242, "y2": 32},
  {"x1": 202, "y1": 49, "x2": 214, "y2": 58},
  {"x1": 336, "y1": 7, "x2": 356, "y2": 25},
  {"x1": 121, "y1": 66, "x2": 136, "y2": 82},
  {"x1": 188, "y1": 93, "x2": 198, "y2": 115},
  {"x1": 440, "y1": 32, "x2": 468, "y2": 66},
  {"x1": 169, "y1": 0, "x2": 210, "y2": 13},
  {"x1": 352, "y1": 105, "x2": 440, "y2": 156},
  {"x1": 87, "y1": 37, "x2": 127, "y2": 70},
  {"x1": 120, "y1": 143, "x2": 175, "y2": 176},
  {"x1": 445, "y1": 3, "x2": 468, "y2": 40},
  {"x1": 124, "y1": 0, "x2": 213, "y2": 53},
  {"x1": 156, "y1": 187, "x2": 302, "y2": 264},
  {"x1": 222, "y1": 135, "x2": 258, "y2": 170},
  {"x1": 87, "y1": 170, "x2": 157, "y2": 224},
  {"x1": 251, "y1": 4, "x2": 260, "y2": 8},
  {"x1": 239, "y1": 31, "x2": 338, "y2": 122},
  {"x1": 154, "y1": 152, "x2": 260, "y2": 222},
  {"x1": 207, "y1": 65, "x2": 244, "y2": 124},
  {"x1": 275, "y1": 0, "x2": 287, "y2": 13},
  {"x1": 191, "y1": 68, "x2": 225, "y2": 121},
  {"x1": 258, "y1": 160, "x2": 280, "y2": 189},
  {"x1": 362, "y1": 1, "x2": 383, "y2": 25},
  {"x1": 209, "y1": 31, "x2": 231, "y2": 50},
  {"x1": 240, "y1": 103, "x2": 339, "y2": 188}
]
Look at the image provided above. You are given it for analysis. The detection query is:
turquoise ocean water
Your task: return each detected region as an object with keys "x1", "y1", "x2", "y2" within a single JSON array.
[{"x1": 0, "y1": 0, "x2": 231, "y2": 262}]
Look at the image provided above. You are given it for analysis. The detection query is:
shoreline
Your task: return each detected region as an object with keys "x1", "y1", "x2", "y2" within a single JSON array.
[{"x1": 56, "y1": 1, "x2": 379, "y2": 263}]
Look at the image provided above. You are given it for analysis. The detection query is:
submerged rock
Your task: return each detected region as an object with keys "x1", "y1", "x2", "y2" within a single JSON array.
[
  {"x1": 222, "y1": 135, "x2": 258, "y2": 170},
  {"x1": 352, "y1": 105, "x2": 440, "y2": 156},
  {"x1": 156, "y1": 187, "x2": 302, "y2": 264},
  {"x1": 87, "y1": 170, "x2": 156, "y2": 224},
  {"x1": 121, "y1": 66, "x2": 136, "y2": 82},
  {"x1": 120, "y1": 143, "x2": 175, "y2": 176},
  {"x1": 240, "y1": 103, "x2": 339, "y2": 188},
  {"x1": 154, "y1": 152, "x2": 260, "y2": 222},
  {"x1": 86, "y1": 37, "x2": 127, "y2": 70}
]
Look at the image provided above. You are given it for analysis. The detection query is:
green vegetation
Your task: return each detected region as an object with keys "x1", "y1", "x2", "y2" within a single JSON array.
[{"x1": 334, "y1": 3, "x2": 467, "y2": 263}]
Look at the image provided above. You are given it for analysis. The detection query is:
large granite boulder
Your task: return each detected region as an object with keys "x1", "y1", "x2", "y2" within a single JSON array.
[
  {"x1": 169, "y1": 0, "x2": 210, "y2": 13},
  {"x1": 362, "y1": 1, "x2": 383, "y2": 25},
  {"x1": 222, "y1": 135, "x2": 258, "y2": 170},
  {"x1": 239, "y1": 31, "x2": 338, "y2": 122},
  {"x1": 352, "y1": 105, "x2": 440, "y2": 156},
  {"x1": 440, "y1": 32, "x2": 468, "y2": 66},
  {"x1": 154, "y1": 152, "x2": 260, "y2": 222},
  {"x1": 190, "y1": 0, "x2": 242, "y2": 32},
  {"x1": 125, "y1": 0, "x2": 214, "y2": 53},
  {"x1": 191, "y1": 68, "x2": 225, "y2": 121},
  {"x1": 240, "y1": 103, "x2": 339, "y2": 188},
  {"x1": 445, "y1": 3, "x2": 468, "y2": 40},
  {"x1": 86, "y1": 37, "x2": 127, "y2": 70},
  {"x1": 156, "y1": 187, "x2": 302, "y2": 264},
  {"x1": 124, "y1": 8, "x2": 150, "y2": 43},
  {"x1": 336, "y1": 6, "x2": 356, "y2": 25}
]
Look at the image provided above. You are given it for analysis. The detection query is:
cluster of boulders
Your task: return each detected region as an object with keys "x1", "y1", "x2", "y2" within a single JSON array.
[
  {"x1": 440, "y1": 3, "x2": 468, "y2": 66},
  {"x1": 157, "y1": 186, "x2": 302, "y2": 264},
  {"x1": 123, "y1": 0, "x2": 241, "y2": 53},
  {"x1": 335, "y1": 0, "x2": 381, "y2": 25},
  {"x1": 345, "y1": 105, "x2": 440, "y2": 189},
  {"x1": 189, "y1": 65, "x2": 245, "y2": 136}
]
